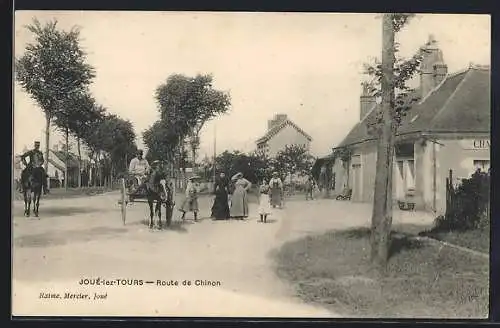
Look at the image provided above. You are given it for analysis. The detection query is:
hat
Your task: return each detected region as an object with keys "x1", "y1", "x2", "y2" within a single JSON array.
[
  {"x1": 188, "y1": 175, "x2": 200, "y2": 181},
  {"x1": 272, "y1": 171, "x2": 278, "y2": 176},
  {"x1": 34, "y1": 141, "x2": 40, "y2": 144},
  {"x1": 231, "y1": 172, "x2": 243, "y2": 181}
]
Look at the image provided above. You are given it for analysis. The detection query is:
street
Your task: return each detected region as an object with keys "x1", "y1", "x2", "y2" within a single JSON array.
[{"x1": 12, "y1": 192, "x2": 435, "y2": 317}]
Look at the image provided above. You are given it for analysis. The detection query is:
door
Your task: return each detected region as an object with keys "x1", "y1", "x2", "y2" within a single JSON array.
[{"x1": 352, "y1": 164, "x2": 362, "y2": 201}]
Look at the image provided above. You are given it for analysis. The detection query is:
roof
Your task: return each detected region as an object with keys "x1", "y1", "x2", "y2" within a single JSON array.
[
  {"x1": 51, "y1": 150, "x2": 80, "y2": 168},
  {"x1": 256, "y1": 119, "x2": 313, "y2": 144},
  {"x1": 336, "y1": 66, "x2": 490, "y2": 149}
]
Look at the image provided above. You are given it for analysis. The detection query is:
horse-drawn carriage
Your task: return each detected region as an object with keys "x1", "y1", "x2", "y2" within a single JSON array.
[{"x1": 117, "y1": 161, "x2": 176, "y2": 229}]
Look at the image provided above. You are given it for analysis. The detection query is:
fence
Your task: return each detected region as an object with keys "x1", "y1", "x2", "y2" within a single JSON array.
[{"x1": 442, "y1": 168, "x2": 490, "y2": 231}]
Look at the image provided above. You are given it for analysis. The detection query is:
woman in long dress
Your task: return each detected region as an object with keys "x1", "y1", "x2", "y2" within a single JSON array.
[
  {"x1": 269, "y1": 172, "x2": 283, "y2": 208},
  {"x1": 179, "y1": 176, "x2": 200, "y2": 221},
  {"x1": 258, "y1": 179, "x2": 271, "y2": 223},
  {"x1": 211, "y1": 172, "x2": 230, "y2": 220},
  {"x1": 229, "y1": 172, "x2": 252, "y2": 219}
]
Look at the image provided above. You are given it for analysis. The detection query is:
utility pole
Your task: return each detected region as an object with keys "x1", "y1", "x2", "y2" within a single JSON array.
[
  {"x1": 213, "y1": 123, "x2": 217, "y2": 183},
  {"x1": 370, "y1": 13, "x2": 396, "y2": 270}
]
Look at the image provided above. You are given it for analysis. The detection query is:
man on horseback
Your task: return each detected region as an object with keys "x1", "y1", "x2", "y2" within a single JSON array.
[
  {"x1": 128, "y1": 149, "x2": 150, "y2": 195},
  {"x1": 20, "y1": 141, "x2": 48, "y2": 194}
]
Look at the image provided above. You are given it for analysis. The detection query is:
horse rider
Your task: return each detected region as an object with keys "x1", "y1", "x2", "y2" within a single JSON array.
[
  {"x1": 19, "y1": 141, "x2": 49, "y2": 194},
  {"x1": 128, "y1": 149, "x2": 150, "y2": 194}
]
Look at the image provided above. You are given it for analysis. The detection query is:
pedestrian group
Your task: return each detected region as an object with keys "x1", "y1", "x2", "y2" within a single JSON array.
[{"x1": 177, "y1": 171, "x2": 286, "y2": 223}]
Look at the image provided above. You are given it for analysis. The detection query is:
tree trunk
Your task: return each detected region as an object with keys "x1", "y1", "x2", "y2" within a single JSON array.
[
  {"x1": 44, "y1": 115, "x2": 51, "y2": 189},
  {"x1": 77, "y1": 136, "x2": 82, "y2": 188},
  {"x1": 65, "y1": 127, "x2": 69, "y2": 191},
  {"x1": 370, "y1": 13, "x2": 395, "y2": 271}
]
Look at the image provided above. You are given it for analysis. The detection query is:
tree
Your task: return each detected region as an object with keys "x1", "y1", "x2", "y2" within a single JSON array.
[
  {"x1": 143, "y1": 120, "x2": 180, "y2": 163},
  {"x1": 363, "y1": 14, "x2": 432, "y2": 270},
  {"x1": 84, "y1": 113, "x2": 137, "y2": 186},
  {"x1": 15, "y1": 18, "x2": 96, "y2": 178},
  {"x1": 214, "y1": 150, "x2": 269, "y2": 184},
  {"x1": 53, "y1": 91, "x2": 98, "y2": 189},
  {"x1": 274, "y1": 144, "x2": 315, "y2": 178},
  {"x1": 155, "y1": 73, "x2": 231, "y2": 173}
]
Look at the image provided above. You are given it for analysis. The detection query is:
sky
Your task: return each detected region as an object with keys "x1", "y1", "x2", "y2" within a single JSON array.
[{"x1": 13, "y1": 12, "x2": 491, "y2": 159}]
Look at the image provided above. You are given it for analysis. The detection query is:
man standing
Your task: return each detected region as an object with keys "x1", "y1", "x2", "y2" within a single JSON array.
[
  {"x1": 128, "y1": 149, "x2": 150, "y2": 194},
  {"x1": 19, "y1": 141, "x2": 49, "y2": 194},
  {"x1": 305, "y1": 175, "x2": 316, "y2": 201}
]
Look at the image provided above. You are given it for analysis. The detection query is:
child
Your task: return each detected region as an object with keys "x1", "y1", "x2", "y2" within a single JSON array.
[
  {"x1": 179, "y1": 176, "x2": 200, "y2": 221},
  {"x1": 258, "y1": 179, "x2": 271, "y2": 223}
]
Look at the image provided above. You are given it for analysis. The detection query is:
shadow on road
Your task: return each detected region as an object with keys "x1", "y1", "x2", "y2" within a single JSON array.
[
  {"x1": 13, "y1": 206, "x2": 104, "y2": 218},
  {"x1": 14, "y1": 226, "x2": 128, "y2": 248},
  {"x1": 130, "y1": 219, "x2": 189, "y2": 233}
]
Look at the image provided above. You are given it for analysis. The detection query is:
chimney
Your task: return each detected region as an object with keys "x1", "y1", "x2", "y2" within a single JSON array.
[
  {"x1": 267, "y1": 119, "x2": 276, "y2": 130},
  {"x1": 420, "y1": 34, "x2": 448, "y2": 99},
  {"x1": 360, "y1": 82, "x2": 376, "y2": 120},
  {"x1": 267, "y1": 114, "x2": 288, "y2": 130}
]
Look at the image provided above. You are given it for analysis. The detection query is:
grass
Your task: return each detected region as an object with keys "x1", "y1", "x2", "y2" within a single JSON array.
[
  {"x1": 419, "y1": 227, "x2": 490, "y2": 254},
  {"x1": 274, "y1": 226, "x2": 489, "y2": 318}
]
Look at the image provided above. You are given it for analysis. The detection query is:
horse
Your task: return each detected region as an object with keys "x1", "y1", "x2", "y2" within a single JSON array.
[
  {"x1": 20, "y1": 166, "x2": 44, "y2": 217},
  {"x1": 145, "y1": 169, "x2": 175, "y2": 230}
]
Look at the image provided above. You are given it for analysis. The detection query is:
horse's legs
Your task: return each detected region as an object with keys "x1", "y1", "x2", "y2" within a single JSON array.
[
  {"x1": 147, "y1": 198, "x2": 154, "y2": 229},
  {"x1": 156, "y1": 200, "x2": 162, "y2": 229},
  {"x1": 25, "y1": 190, "x2": 32, "y2": 217},
  {"x1": 34, "y1": 190, "x2": 41, "y2": 217},
  {"x1": 23, "y1": 191, "x2": 28, "y2": 216}
]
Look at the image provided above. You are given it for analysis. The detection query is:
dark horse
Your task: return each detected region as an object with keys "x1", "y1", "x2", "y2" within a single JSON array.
[
  {"x1": 144, "y1": 169, "x2": 175, "y2": 230},
  {"x1": 21, "y1": 166, "x2": 44, "y2": 217}
]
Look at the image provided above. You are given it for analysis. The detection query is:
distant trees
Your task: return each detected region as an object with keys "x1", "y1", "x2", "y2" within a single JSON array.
[
  {"x1": 144, "y1": 73, "x2": 231, "y2": 182},
  {"x1": 212, "y1": 145, "x2": 314, "y2": 185},
  {"x1": 15, "y1": 18, "x2": 137, "y2": 188},
  {"x1": 272, "y1": 145, "x2": 314, "y2": 178},
  {"x1": 214, "y1": 150, "x2": 268, "y2": 184}
]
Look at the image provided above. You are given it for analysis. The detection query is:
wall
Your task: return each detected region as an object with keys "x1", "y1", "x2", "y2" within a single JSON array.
[
  {"x1": 434, "y1": 136, "x2": 490, "y2": 215},
  {"x1": 360, "y1": 142, "x2": 377, "y2": 202},
  {"x1": 266, "y1": 123, "x2": 311, "y2": 157}
]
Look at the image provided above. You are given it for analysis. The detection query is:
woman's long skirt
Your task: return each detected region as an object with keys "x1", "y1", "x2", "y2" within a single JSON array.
[
  {"x1": 211, "y1": 191, "x2": 230, "y2": 219},
  {"x1": 270, "y1": 187, "x2": 282, "y2": 207},
  {"x1": 230, "y1": 187, "x2": 249, "y2": 218}
]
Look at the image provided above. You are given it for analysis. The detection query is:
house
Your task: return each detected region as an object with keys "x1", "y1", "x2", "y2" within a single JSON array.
[
  {"x1": 49, "y1": 149, "x2": 82, "y2": 188},
  {"x1": 256, "y1": 114, "x2": 313, "y2": 157},
  {"x1": 329, "y1": 36, "x2": 490, "y2": 215}
]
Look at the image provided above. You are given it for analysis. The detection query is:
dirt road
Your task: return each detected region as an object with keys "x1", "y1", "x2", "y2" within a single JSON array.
[{"x1": 12, "y1": 191, "x2": 435, "y2": 317}]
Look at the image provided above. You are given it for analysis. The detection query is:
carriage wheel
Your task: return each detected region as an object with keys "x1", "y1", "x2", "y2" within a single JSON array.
[{"x1": 120, "y1": 178, "x2": 127, "y2": 225}]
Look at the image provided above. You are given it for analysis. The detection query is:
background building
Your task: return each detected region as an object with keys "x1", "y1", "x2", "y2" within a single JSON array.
[
  {"x1": 329, "y1": 37, "x2": 490, "y2": 215},
  {"x1": 256, "y1": 113, "x2": 313, "y2": 157}
]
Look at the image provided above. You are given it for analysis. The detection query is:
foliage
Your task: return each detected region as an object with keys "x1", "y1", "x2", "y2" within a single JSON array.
[
  {"x1": 363, "y1": 14, "x2": 434, "y2": 136},
  {"x1": 143, "y1": 121, "x2": 180, "y2": 162},
  {"x1": 273, "y1": 144, "x2": 314, "y2": 177},
  {"x1": 333, "y1": 147, "x2": 352, "y2": 164},
  {"x1": 435, "y1": 169, "x2": 490, "y2": 232},
  {"x1": 154, "y1": 73, "x2": 231, "y2": 166},
  {"x1": 85, "y1": 113, "x2": 137, "y2": 173},
  {"x1": 15, "y1": 18, "x2": 96, "y2": 118},
  {"x1": 214, "y1": 150, "x2": 268, "y2": 184}
]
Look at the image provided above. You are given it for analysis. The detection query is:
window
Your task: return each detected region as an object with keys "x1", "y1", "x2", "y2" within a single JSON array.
[{"x1": 473, "y1": 160, "x2": 490, "y2": 172}]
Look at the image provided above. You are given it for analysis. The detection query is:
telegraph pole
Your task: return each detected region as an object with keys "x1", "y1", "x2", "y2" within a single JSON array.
[
  {"x1": 371, "y1": 13, "x2": 396, "y2": 270},
  {"x1": 213, "y1": 123, "x2": 217, "y2": 182}
]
